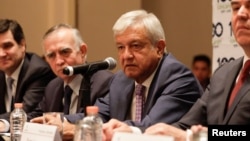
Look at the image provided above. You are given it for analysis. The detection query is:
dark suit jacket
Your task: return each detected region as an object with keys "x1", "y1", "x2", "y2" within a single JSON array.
[
  {"x1": 29, "y1": 70, "x2": 113, "y2": 120},
  {"x1": 0, "y1": 52, "x2": 55, "y2": 121},
  {"x1": 75, "y1": 53, "x2": 201, "y2": 128},
  {"x1": 173, "y1": 57, "x2": 250, "y2": 129}
]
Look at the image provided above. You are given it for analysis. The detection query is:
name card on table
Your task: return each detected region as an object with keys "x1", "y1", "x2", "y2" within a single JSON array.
[
  {"x1": 112, "y1": 132, "x2": 174, "y2": 141},
  {"x1": 21, "y1": 122, "x2": 62, "y2": 141}
]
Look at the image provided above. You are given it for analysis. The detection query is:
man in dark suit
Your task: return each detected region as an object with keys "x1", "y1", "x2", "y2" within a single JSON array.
[
  {"x1": 59, "y1": 9, "x2": 203, "y2": 141},
  {"x1": 143, "y1": 0, "x2": 250, "y2": 140},
  {"x1": 0, "y1": 19, "x2": 55, "y2": 132},
  {"x1": 30, "y1": 24, "x2": 113, "y2": 126}
]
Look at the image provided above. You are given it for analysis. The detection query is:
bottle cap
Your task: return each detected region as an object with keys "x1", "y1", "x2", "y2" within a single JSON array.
[
  {"x1": 14, "y1": 103, "x2": 23, "y2": 108},
  {"x1": 86, "y1": 106, "x2": 99, "y2": 114}
]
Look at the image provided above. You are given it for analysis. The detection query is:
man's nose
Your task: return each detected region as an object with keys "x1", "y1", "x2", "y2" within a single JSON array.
[
  {"x1": 0, "y1": 48, "x2": 7, "y2": 57},
  {"x1": 55, "y1": 54, "x2": 65, "y2": 66},
  {"x1": 237, "y1": 6, "x2": 249, "y2": 18}
]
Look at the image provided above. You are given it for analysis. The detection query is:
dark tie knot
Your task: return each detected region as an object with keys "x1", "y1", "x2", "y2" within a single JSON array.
[
  {"x1": 7, "y1": 77, "x2": 14, "y2": 87},
  {"x1": 64, "y1": 85, "x2": 73, "y2": 96},
  {"x1": 135, "y1": 84, "x2": 146, "y2": 96}
]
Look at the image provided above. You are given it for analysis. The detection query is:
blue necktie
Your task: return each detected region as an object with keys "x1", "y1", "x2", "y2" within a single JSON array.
[{"x1": 64, "y1": 85, "x2": 73, "y2": 114}]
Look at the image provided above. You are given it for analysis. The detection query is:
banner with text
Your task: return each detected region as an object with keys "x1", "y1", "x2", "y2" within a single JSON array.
[{"x1": 212, "y1": 0, "x2": 243, "y2": 72}]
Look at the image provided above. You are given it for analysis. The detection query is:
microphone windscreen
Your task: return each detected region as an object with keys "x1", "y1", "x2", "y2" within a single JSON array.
[{"x1": 105, "y1": 57, "x2": 117, "y2": 70}]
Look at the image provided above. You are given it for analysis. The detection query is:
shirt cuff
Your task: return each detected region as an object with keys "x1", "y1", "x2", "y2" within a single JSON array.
[
  {"x1": 0, "y1": 119, "x2": 10, "y2": 132},
  {"x1": 129, "y1": 126, "x2": 142, "y2": 134}
]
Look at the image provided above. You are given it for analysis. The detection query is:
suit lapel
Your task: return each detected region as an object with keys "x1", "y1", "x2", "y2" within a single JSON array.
[
  {"x1": 142, "y1": 55, "x2": 165, "y2": 118},
  {"x1": 15, "y1": 56, "x2": 29, "y2": 102},
  {"x1": 50, "y1": 83, "x2": 64, "y2": 112},
  {"x1": 121, "y1": 84, "x2": 134, "y2": 120},
  {"x1": 113, "y1": 80, "x2": 134, "y2": 120},
  {"x1": 223, "y1": 77, "x2": 250, "y2": 123},
  {"x1": 0, "y1": 72, "x2": 7, "y2": 113},
  {"x1": 217, "y1": 59, "x2": 242, "y2": 123},
  {"x1": 220, "y1": 58, "x2": 243, "y2": 123}
]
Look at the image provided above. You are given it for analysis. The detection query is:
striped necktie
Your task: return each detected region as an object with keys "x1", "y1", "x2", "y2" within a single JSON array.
[{"x1": 135, "y1": 84, "x2": 146, "y2": 122}]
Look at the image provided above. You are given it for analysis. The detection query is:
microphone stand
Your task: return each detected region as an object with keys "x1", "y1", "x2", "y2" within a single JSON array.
[{"x1": 79, "y1": 72, "x2": 92, "y2": 115}]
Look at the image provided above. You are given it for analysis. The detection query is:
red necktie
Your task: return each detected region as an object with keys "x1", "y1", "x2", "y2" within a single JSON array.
[
  {"x1": 228, "y1": 60, "x2": 250, "y2": 109},
  {"x1": 135, "y1": 84, "x2": 146, "y2": 122}
]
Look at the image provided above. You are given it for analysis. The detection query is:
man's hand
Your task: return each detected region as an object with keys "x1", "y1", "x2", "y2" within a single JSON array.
[
  {"x1": 31, "y1": 114, "x2": 63, "y2": 134},
  {"x1": 32, "y1": 115, "x2": 75, "y2": 141},
  {"x1": 190, "y1": 124, "x2": 207, "y2": 140},
  {"x1": 30, "y1": 116, "x2": 44, "y2": 124},
  {"x1": 32, "y1": 113, "x2": 64, "y2": 131},
  {"x1": 144, "y1": 123, "x2": 186, "y2": 141},
  {"x1": 102, "y1": 119, "x2": 132, "y2": 141},
  {"x1": 62, "y1": 119, "x2": 75, "y2": 141},
  {"x1": 190, "y1": 124, "x2": 207, "y2": 134},
  {"x1": 0, "y1": 121, "x2": 6, "y2": 132}
]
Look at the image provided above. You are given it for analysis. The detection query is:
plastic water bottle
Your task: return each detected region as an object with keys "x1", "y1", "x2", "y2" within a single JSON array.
[
  {"x1": 74, "y1": 106, "x2": 103, "y2": 141},
  {"x1": 10, "y1": 103, "x2": 27, "y2": 141}
]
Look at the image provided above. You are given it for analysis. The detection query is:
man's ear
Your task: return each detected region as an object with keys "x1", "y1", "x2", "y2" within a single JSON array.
[
  {"x1": 79, "y1": 44, "x2": 87, "y2": 58},
  {"x1": 20, "y1": 39, "x2": 26, "y2": 51},
  {"x1": 155, "y1": 39, "x2": 166, "y2": 55}
]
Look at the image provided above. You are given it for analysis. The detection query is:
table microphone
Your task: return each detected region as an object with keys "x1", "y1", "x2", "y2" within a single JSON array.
[{"x1": 63, "y1": 57, "x2": 116, "y2": 76}]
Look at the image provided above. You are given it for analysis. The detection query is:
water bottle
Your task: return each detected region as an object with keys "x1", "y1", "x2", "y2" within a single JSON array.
[
  {"x1": 74, "y1": 106, "x2": 103, "y2": 141},
  {"x1": 10, "y1": 103, "x2": 27, "y2": 141}
]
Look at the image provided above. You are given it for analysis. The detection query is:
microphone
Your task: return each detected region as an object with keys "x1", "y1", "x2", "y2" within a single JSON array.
[{"x1": 63, "y1": 57, "x2": 117, "y2": 76}]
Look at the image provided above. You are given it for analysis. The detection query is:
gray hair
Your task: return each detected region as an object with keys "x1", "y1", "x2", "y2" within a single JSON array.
[
  {"x1": 43, "y1": 23, "x2": 84, "y2": 51},
  {"x1": 112, "y1": 10, "x2": 166, "y2": 48}
]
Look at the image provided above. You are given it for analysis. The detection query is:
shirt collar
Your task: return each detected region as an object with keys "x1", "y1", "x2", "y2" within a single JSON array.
[
  {"x1": 64, "y1": 74, "x2": 83, "y2": 96},
  {"x1": 5, "y1": 58, "x2": 24, "y2": 83},
  {"x1": 243, "y1": 55, "x2": 250, "y2": 66},
  {"x1": 135, "y1": 57, "x2": 162, "y2": 89}
]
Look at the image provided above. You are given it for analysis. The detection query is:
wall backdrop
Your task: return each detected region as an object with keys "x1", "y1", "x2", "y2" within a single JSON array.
[{"x1": 0, "y1": 1, "x2": 212, "y2": 71}]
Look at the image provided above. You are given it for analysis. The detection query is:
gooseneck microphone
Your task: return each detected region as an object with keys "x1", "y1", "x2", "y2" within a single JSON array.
[{"x1": 63, "y1": 57, "x2": 117, "y2": 76}]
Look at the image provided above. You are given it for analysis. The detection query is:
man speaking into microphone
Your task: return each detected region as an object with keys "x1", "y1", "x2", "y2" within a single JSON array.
[{"x1": 29, "y1": 24, "x2": 114, "y2": 121}]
